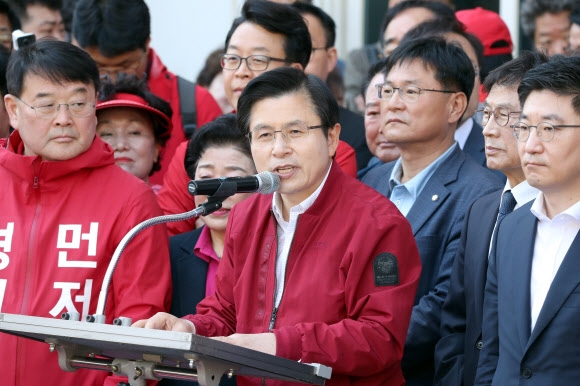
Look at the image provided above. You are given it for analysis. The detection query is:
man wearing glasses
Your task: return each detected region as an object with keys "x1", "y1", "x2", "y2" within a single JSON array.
[
  {"x1": 434, "y1": 50, "x2": 549, "y2": 386},
  {"x1": 361, "y1": 36, "x2": 503, "y2": 385},
  {"x1": 476, "y1": 55, "x2": 580, "y2": 384},
  {"x1": 0, "y1": 39, "x2": 171, "y2": 386}
]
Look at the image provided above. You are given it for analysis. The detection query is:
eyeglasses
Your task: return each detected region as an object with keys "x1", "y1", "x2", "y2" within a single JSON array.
[
  {"x1": 220, "y1": 54, "x2": 288, "y2": 71},
  {"x1": 15, "y1": 96, "x2": 96, "y2": 119},
  {"x1": 478, "y1": 107, "x2": 521, "y2": 127},
  {"x1": 247, "y1": 122, "x2": 325, "y2": 146},
  {"x1": 97, "y1": 51, "x2": 145, "y2": 78},
  {"x1": 376, "y1": 84, "x2": 458, "y2": 104},
  {"x1": 511, "y1": 121, "x2": 580, "y2": 142}
]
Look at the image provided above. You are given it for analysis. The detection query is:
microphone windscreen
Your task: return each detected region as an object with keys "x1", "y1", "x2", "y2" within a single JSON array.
[{"x1": 257, "y1": 171, "x2": 281, "y2": 194}]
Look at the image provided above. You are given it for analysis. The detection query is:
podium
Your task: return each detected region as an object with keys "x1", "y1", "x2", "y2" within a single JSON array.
[{"x1": 0, "y1": 313, "x2": 331, "y2": 385}]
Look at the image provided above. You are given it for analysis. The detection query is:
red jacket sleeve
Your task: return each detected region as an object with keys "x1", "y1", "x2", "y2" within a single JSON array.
[
  {"x1": 335, "y1": 140, "x2": 358, "y2": 178},
  {"x1": 195, "y1": 85, "x2": 222, "y2": 127}
]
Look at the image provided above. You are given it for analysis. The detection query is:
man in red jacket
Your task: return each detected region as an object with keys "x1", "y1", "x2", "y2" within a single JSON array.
[
  {"x1": 72, "y1": 0, "x2": 222, "y2": 186},
  {"x1": 0, "y1": 39, "x2": 171, "y2": 386},
  {"x1": 135, "y1": 67, "x2": 422, "y2": 386}
]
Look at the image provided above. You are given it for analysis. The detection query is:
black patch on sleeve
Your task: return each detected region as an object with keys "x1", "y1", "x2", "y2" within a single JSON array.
[{"x1": 373, "y1": 252, "x2": 399, "y2": 286}]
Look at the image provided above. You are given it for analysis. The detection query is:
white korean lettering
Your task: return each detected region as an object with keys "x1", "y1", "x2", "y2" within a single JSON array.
[{"x1": 57, "y1": 223, "x2": 99, "y2": 268}]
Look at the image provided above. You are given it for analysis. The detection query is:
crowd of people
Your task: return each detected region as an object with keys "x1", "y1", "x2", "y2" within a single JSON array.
[{"x1": 1, "y1": 0, "x2": 580, "y2": 385}]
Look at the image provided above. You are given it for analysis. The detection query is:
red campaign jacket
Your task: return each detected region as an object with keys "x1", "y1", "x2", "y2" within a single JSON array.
[
  {"x1": 184, "y1": 162, "x2": 422, "y2": 385},
  {"x1": 146, "y1": 48, "x2": 222, "y2": 186},
  {"x1": 0, "y1": 132, "x2": 172, "y2": 386},
  {"x1": 158, "y1": 139, "x2": 359, "y2": 236}
]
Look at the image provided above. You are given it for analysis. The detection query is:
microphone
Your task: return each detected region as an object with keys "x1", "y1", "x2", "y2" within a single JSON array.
[{"x1": 188, "y1": 171, "x2": 281, "y2": 196}]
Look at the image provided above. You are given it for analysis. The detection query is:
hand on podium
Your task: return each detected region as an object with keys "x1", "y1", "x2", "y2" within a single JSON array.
[
  {"x1": 212, "y1": 333, "x2": 276, "y2": 355},
  {"x1": 132, "y1": 312, "x2": 195, "y2": 333}
]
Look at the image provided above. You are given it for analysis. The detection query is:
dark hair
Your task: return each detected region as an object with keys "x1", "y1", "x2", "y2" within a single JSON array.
[
  {"x1": 224, "y1": 0, "x2": 311, "y2": 69},
  {"x1": 518, "y1": 56, "x2": 580, "y2": 116},
  {"x1": 184, "y1": 113, "x2": 254, "y2": 179},
  {"x1": 0, "y1": 44, "x2": 10, "y2": 96},
  {"x1": 8, "y1": 0, "x2": 61, "y2": 22},
  {"x1": 483, "y1": 50, "x2": 550, "y2": 94},
  {"x1": 0, "y1": 0, "x2": 21, "y2": 31},
  {"x1": 379, "y1": 0, "x2": 455, "y2": 47},
  {"x1": 521, "y1": 0, "x2": 575, "y2": 38},
  {"x1": 236, "y1": 67, "x2": 338, "y2": 139},
  {"x1": 362, "y1": 58, "x2": 387, "y2": 101},
  {"x1": 196, "y1": 48, "x2": 225, "y2": 88},
  {"x1": 291, "y1": 2, "x2": 336, "y2": 48},
  {"x1": 7, "y1": 38, "x2": 100, "y2": 97},
  {"x1": 72, "y1": 0, "x2": 150, "y2": 56},
  {"x1": 383, "y1": 36, "x2": 474, "y2": 103},
  {"x1": 572, "y1": 8, "x2": 580, "y2": 26}
]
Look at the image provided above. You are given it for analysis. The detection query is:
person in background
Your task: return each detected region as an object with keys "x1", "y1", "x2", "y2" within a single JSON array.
[
  {"x1": 0, "y1": 44, "x2": 11, "y2": 138},
  {"x1": 196, "y1": 47, "x2": 233, "y2": 114},
  {"x1": 357, "y1": 58, "x2": 400, "y2": 180},
  {"x1": 0, "y1": 0, "x2": 20, "y2": 50},
  {"x1": 434, "y1": 50, "x2": 548, "y2": 386},
  {"x1": 569, "y1": 8, "x2": 580, "y2": 54},
  {"x1": 96, "y1": 74, "x2": 173, "y2": 194},
  {"x1": 521, "y1": 0, "x2": 574, "y2": 55},
  {"x1": 72, "y1": 0, "x2": 222, "y2": 186},
  {"x1": 8, "y1": 0, "x2": 65, "y2": 40},
  {"x1": 0, "y1": 38, "x2": 171, "y2": 386}
]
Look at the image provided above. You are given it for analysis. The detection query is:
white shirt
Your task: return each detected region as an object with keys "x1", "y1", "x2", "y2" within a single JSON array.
[
  {"x1": 271, "y1": 164, "x2": 332, "y2": 308},
  {"x1": 454, "y1": 118, "x2": 474, "y2": 150},
  {"x1": 529, "y1": 193, "x2": 580, "y2": 331}
]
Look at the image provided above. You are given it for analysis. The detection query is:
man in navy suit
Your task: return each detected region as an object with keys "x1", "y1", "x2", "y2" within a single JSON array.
[
  {"x1": 476, "y1": 56, "x2": 580, "y2": 385},
  {"x1": 362, "y1": 36, "x2": 503, "y2": 385},
  {"x1": 434, "y1": 51, "x2": 549, "y2": 386}
]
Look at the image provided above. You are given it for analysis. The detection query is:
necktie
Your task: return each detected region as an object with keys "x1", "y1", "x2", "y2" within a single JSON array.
[{"x1": 490, "y1": 190, "x2": 517, "y2": 257}]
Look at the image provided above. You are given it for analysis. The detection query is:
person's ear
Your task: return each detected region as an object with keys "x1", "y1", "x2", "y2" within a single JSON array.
[
  {"x1": 326, "y1": 47, "x2": 338, "y2": 74},
  {"x1": 448, "y1": 92, "x2": 468, "y2": 127},
  {"x1": 327, "y1": 122, "x2": 341, "y2": 157},
  {"x1": 4, "y1": 94, "x2": 20, "y2": 130},
  {"x1": 290, "y1": 62, "x2": 303, "y2": 70}
]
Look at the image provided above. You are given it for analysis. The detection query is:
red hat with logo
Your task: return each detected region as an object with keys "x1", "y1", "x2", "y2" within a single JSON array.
[{"x1": 456, "y1": 7, "x2": 513, "y2": 56}]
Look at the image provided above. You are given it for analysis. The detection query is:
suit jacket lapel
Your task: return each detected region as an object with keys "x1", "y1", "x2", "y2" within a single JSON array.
[{"x1": 526, "y1": 230, "x2": 580, "y2": 350}]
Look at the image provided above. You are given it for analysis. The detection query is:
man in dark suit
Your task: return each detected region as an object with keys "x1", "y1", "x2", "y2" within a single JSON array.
[
  {"x1": 292, "y1": 2, "x2": 373, "y2": 170},
  {"x1": 362, "y1": 36, "x2": 503, "y2": 385},
  {"x1": 475, "y1": 56, "x2": 580, "y2": 385},
  {"x1": 434, "y1": 51, "x2": 549, "y2": 386}
]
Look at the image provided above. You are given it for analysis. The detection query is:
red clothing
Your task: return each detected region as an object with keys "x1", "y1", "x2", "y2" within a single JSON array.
[
  {"x1": 185, "y1": 162, "x2": 421, "y2": 385},
  {"x1": 146, "y1": 48, "x2": 222, "y2": 185},
  {"x1": 0, "y1": 132, "x2": 172, "y2": 386},
  {"x1": 158, "y1": 140, "x2": 358, "y2": 236}
]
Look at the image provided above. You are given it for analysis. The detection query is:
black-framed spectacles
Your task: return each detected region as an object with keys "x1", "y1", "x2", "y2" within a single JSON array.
[
  {"x1": 247, "y1": 122, "x2": 326, "y2": 147},
  {"x1": 376, "y1": 84, "x2": 458, "y2": 103},
  {"x1": 478, "y1": 107, "x2": 521, "y2": 127},
  {"x1": 511, "y1": 121, "x2": 580, "y2": 142},
  {"x1": 220, "y1": 54, "x2": 288, "y2": 71}
]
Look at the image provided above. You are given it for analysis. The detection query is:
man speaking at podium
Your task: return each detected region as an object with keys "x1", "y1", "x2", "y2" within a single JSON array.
[
  {"x1": 0, "y1": 40, "x2": 171, "y2": 385},
  {"x1": 135, "y1": 67, "x2": 422, "y2": 385}
]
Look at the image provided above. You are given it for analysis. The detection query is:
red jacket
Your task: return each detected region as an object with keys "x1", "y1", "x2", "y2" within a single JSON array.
[
  {"x1": 185, "y1": 162, "x2": 421, "y2": 385},
  {"x1": 0, "y1": 132, "x2": 172, "y2": 386},
  {"x1": 146, "y1": 48, "x2": 222, "y2": 185},
  {"x1": 159, "y1": 140, "x2": 359, "y2": 236}
]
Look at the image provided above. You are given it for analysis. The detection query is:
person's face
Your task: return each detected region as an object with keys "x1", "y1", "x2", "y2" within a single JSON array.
[
  {"x1": 383, "y1": 8, "x2": 434, "y2": 56},
  {"x1": 208, "y1": 73, "x2": 233, "y2": 114},
  {"x1": 534, "y1": 11, "x2": 571, "y2": 55},
  {"x1": 0, "y1": 13, "x2": 12, "y2": 50},
  {"x1": 569, "y1": 22, "x2": 580, "y2": 53},
  {"x1": 381, "y1": 60, "x2": 464, "y2": 149},
  {"x1": 84, "y1": 46, "x2": 149, "y2": 82},
  {"x1": 302, "y1": 13, "x2": 337, "y2": 82},
  {"x1": 518, "y1": 90, "x2": 580, "y2": 197},
  {"x1": 96, "y1": 107, "x2": 160, "y2": 182},
  {"x1": 4, "y1": 75, "x2": 97, "y2": 161},
  {"x1": 481, "y1": 84, "x2": 524, "y2": 184},
  {"x1": 21, "y1": 4, "x2": 65, "y2": 41},
  {"x1": 365, "y1": 72, "x2": 399, "y2": 162},
  {"x1": 224, "y1": 22, "x2": 297, "y2": 110},
  {"x1": 445, "y1": 32, "x2": 480, "y2": 121},
  {"x1": 249, "y1": 91, "x2": 339, "y2": 210},
  {"x1": 194, "y1": 146, "x2": 256, "y2": 234}
]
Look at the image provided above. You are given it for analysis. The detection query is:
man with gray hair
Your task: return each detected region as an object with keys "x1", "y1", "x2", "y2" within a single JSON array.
[{"x1": 521, "y1": 0, "x2": 575, "y2": 55}]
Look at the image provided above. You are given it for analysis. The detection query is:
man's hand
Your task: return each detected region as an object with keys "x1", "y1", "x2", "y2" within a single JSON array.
[
  {"x1": 132, "y1": 312, "x2": 195, "y2": 333},
  {"x1": 211, "y1": 333, "x2": 276, "y2": 355}
]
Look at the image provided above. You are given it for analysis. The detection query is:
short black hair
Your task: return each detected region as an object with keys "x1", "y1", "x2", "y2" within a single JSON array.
[
  {"x1": 379, "y1": 0, "x2": 455, "y2": 47},
  {"x1": 236, "y1": 67, "x2": 338, "y2": 139},
  {"x1": 362, "y1": 58, "x2": 387, "y2": 101},
  {"x1": 0, "y1": 0, "x2": 21, "y2": 31},
  {"x1": 8, "y1": 0, "x2": 61, "y2": 22},
  {"x1": 483, "y1": 50, "x2": 550, "y2": 94},
  {"x1": 518, "y1": 56, "x2": 580, "y2": 116},
  {"x1": 291, "y1": 2, "x2": 336, "y2": 48},
  {"x1": 184, "y1": 113, "x2": 255, "y2": 179},
  {"x1": 7, "y1": 38, "x2": 100, "y2": 97},
  {"x1": 224, "y1": 0, "x2": 311, "y2": 70},
  {"x1": 521, "y1": 0, "x2": 574, "y2": 39},
  {"x1": 0, "y1": 44, "x2": 10, "y2": 96},
  {"x1": 196, "y1": 47, "x2": 225, "y2": 88},
  {"x1": 72, "y1": 0, "x2": 150, "y2": 56}
]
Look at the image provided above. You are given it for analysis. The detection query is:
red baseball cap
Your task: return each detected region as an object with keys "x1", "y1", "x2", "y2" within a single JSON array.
[
  {"x1": 456, "y1": 7, "x2": 513, "y2": 56},
  {"x1": 96, "y1": 93, "x2": 173, "y2": 138}
]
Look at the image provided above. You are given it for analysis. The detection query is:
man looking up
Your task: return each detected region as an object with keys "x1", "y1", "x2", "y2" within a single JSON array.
[
  {"x1": 434, "y1": 50, "x2": 548, "y2": 386},
  {"x1": 362, "y1": 36, "x2": 503, "y2": 385}
]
